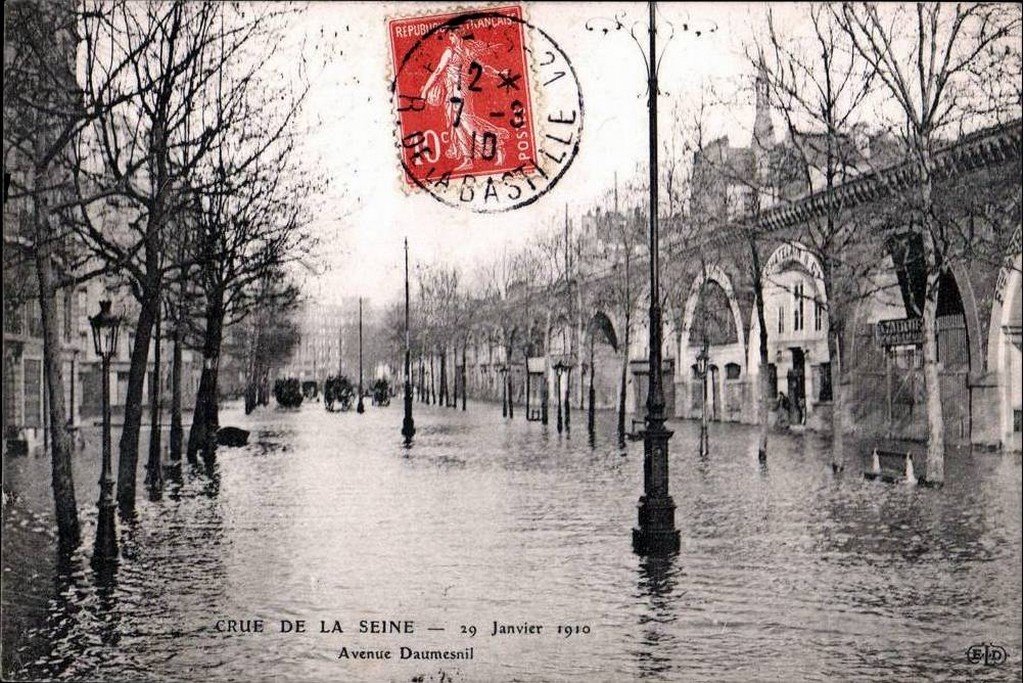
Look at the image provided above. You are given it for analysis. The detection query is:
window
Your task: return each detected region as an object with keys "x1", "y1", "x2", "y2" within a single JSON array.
[
  {"x1": 27, "y1": 299, "x2": 43, "y2": 338},
  {"x1": 777, "y1": 305, "x2": 785, "y2": 334},
  {"x1": 725, "y1": 363, "x2": 741, "y2": 380},
  {"x1": 814, "y1": 302, "x2": 823, "y2": 332},
  {"x1": 4, "y1": 302, "x2": 24, "y2": 335},
  {"x1": 24, "y1": 359, "x2": 42, "y2": 428},
  {"x1": 793, "y1": 282, "x2": 804, "y2": 331},
  {"x1": 817, "y1": 362, "x2": 833, "y2": 401},
  {"x1": 3, "y1": 358, "x2": 16, "y2": 426}
]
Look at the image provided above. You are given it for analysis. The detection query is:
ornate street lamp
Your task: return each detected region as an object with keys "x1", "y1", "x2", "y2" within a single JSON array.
[
  {"x1": 697, "y1": 337, "x2": 710, "y2": 457},
  {"x1": 633, "y1": 0, "x2": 680, "y2": 555},
  {"x1": 89, "y1": 300, "x2": 121, "y2": 565},
  {"x1": 553, "y1": 357, "x2": 574, "y2": 435},
  {"x1": 553, "y1": 358, "x2": 567, "y2": 434},
  {"x1": 402, "y1": 239, "x2": 415, "y2": 442}
]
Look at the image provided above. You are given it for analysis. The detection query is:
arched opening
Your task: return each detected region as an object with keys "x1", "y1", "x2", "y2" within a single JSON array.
[
  {"x1": 688, "y1": 281, "x2": 735, "y2": 421},
  {"x1": 584, "y1": 310, "x2": 621, "y2": 414},
  {"x1": 751, "y1": 243, "x2": 829, "y2": 429},
  {"x1": 679, "y1": 267, "x2": 745, "y2": 422},
  {"x1": 935, "y1": 269, "x2": 972, "y2": 443},
  {"x1": 990, "y1": 252, "x2": 1022, "y2": 450}
]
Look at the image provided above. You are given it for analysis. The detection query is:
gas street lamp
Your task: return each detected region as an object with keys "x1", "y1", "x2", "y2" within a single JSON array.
[
  {"x1": 697, "y1": 338, "x2": 710, "y2": 457},
  {"x1": 89, "y1": 299, "x2": 121, "y2": 565},
  {"x1": 553, "y1": 357, "x2": 573, "y2": 435}
]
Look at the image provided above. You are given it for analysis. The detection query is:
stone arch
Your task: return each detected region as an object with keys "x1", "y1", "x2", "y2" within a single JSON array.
[
  {"x1": 677, "y1": 264, "x2": 747, "y2": 422},
  {"x1": 586, "y1": 310, "x2": 619, "y2": 351},
  {"x1": 746, "y1": 242, "x2": 831, "y2": 428},
  {"x1": 944, "y1": 261, "x2": 982, "y2": 377},
  {"x1": 679, "y1": 263, "x2": 745, "y2": 363},
  {"x1": 987, "y1": 250, "x2": 1023, "y2": 449},
  {"x1": 582, "y1": 308, "x2": 622, "y2": 413}
]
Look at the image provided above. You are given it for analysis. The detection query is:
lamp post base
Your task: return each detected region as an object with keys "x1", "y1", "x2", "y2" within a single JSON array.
[
  {"x1": 632, "y1": 495, "x2": 680, "y2": 555},
  {"x1": 93, "y1": 499, "x2": 119, "y2": 565}
]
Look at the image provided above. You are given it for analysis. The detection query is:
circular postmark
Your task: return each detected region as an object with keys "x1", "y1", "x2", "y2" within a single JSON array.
[{"x1": 388, "y1": 7, "x2": 583, "y2": 212}]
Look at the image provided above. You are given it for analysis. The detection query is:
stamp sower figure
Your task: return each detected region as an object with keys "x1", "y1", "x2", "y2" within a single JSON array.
[{"x1": 420, "y1": 29, "x2": 509, "y2": 171}]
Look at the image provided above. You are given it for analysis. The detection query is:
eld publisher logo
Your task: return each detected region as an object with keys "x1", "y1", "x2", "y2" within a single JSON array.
[{"x1": 966, "y1": 643, "x2": 1008, "y2": 666}]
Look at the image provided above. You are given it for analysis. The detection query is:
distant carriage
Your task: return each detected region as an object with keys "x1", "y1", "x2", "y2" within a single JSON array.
[
  {"x1": 371, "y1": 378, "x2": 390, "y2": 406},
  {"x1": 324, "y1": 376, "x2": 355, "y2": 412},
  {"x1": 274, "y1": 378, "x2": 303, "y2": 408}
]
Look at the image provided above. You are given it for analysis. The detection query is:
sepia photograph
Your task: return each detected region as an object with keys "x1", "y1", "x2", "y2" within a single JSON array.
[{"x1": 2, "y1": 1, "x2": 1022, "y2": 680}]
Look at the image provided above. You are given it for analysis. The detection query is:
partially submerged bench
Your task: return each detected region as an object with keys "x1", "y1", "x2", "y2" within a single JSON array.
[{"x1": 864, "y1": 448, "x2": 918, "y2": 485}]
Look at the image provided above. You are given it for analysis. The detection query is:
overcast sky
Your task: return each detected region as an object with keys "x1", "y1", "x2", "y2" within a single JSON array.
[{"x1": 288, "y1": 2, "x2": 805, "y2": 307}]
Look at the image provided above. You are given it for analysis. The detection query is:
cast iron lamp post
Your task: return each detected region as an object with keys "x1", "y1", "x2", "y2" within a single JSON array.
[
  {"x1": 402, "y1": 239, "x2": 415, "y2": 441},
  {"x1": 633, "y1": 1, "x2": 680, "y2": 555},
  {"x1": 554, "y1": 358, "x2": 567, "y2": 434},
  {"x1": 357, "y1": 297, "x2": 365, "y2": 414},
  {"x1": 588, "y1": 0, "x2": 715, "y2": 557},
  {"x1": 697, "y1": 338, "x2": 709, "y2": 457},
  {"x1": 89, "y1": 300, "x2": 121, "y2": 565}
]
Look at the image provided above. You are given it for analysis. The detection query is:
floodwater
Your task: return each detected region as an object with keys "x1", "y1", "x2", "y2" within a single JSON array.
[{"x1": 2, "y1": 399, "x2": 1021, "y2": 681}]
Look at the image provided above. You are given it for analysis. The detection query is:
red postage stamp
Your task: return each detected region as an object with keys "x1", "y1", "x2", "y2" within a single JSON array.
[
  {"x1": 388, "y1": 5, "x2": 582, "y2": 212},
  {"x1": 389, "y1": 8, "x2": 540, "y2": 193}
]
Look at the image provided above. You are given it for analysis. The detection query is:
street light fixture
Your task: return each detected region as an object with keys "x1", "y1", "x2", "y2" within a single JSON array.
[
  {"x1": 89, "y1": 299, "x2": 121, "y2": 565},
  {"x1": 697, "y1": 337, "x2": 710, "y2": 457}
]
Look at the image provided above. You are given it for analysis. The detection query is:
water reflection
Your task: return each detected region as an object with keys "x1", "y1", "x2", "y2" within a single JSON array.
[
  {"x1": 633, "y1": 555, "x2": 679, "y2": 679},
  {"x1": 2, "y1": 401, "x2": 1020, "y2": 681}
]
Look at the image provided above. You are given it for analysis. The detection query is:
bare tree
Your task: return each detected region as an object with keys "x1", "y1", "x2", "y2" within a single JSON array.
[
  {"x1": 838, "y1": 1, "x2": 1022, "y2": 484},
  {"x1": 3, "y1": 0, "x2": 145, "y2": 549},
  {"x1": 752, "y1": 4, "x2": 878, "y2": 471},
  {"x1": 598, "y1": 181, "x2": 645, "y2": 446},
  {"x1": 184, "y1": 3, "x2": 320, "y2": 466},
  {"x1": 3, "y1": 0, "x2": 85, "y2": 551},
  {"x1": 71, "y1": 1, "x2": 242, "y2": 509}
]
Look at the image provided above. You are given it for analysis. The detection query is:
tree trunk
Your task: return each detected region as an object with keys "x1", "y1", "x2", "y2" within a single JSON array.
[
  {"x1": 145, "y1": 308, "x2": 163, "y2": 490},
  {"x1": 542, "y1": 312, "x2": 551, "y2": 426},
  {"x1": 749, "y1": 235, "x2": 770, "y2": 461},
  {"x1": 169, "y1": 317, "x2": 183, "y2": 463},
  {"x1": 461, "y1": 342, "x2": 467, "y2": 411},
  {"x1": 565, "y1": 369, "x2": 571, "y2": 434},
  {"x1": 919, "y1": 161, "x2": 945, "y2": 485},
  {"x1": 506, "y1": 343, "x2": 515, "y2": 420},
  {"x1": 921, "y1": 270, "x2": 944, "y2": 484},
  {"x1": 828, "y1": 323, "x2": 846, "y2": 472},
  {"x1": 430, "y1": 354, "x2": 436, "y2": 404},
  {"x1": 588, "y1": 337, "x2": 595, "y2": 436},
  {"x1": 117, "y1": 282, "x2": 159, "y2": 513},
  {"x1": 439, "y1": 347, "x2": 446, "y2": 406},
  {"x1": 32, "y1": 182, "x2": 80, "y2": 553},
  {"x1": 618, "y1": 313, "x2": 630, "y2": 446},
  {"x1": 186, "y1": 296, "x2": 224, "y2": 466}
]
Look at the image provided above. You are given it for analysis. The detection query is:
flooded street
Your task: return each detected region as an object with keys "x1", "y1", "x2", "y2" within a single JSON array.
[{"x1": 3, "y1": 401, "x2": 1021, "y2": 681}]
